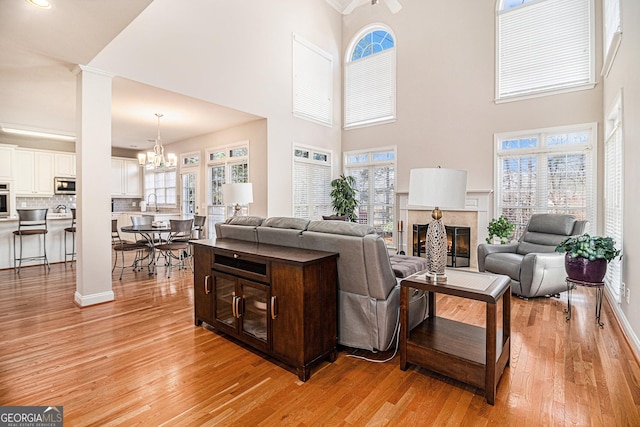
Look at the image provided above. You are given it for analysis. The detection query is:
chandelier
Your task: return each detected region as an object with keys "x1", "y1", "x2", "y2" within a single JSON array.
[{"x1": 137, "y1": 113, "x2": 176, "y2": 169}]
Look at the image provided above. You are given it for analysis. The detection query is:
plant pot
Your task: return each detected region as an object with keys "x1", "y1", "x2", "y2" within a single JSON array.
[{"x1": 564, "y1": 253, "x2": 607, "y2": 282}]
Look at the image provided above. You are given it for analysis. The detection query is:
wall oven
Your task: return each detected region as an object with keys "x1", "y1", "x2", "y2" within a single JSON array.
[
  {"x1": 0, "y1": 183, "x2": 9, "y2": 218},
  {"x1": 54, "y1": 177, "x2": 76, "y2": 195}
]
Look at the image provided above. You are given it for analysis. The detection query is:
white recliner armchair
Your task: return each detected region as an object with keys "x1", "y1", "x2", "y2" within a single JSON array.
[{"x1": 477, "y1": 214, "x2": 588, "y2": 298}]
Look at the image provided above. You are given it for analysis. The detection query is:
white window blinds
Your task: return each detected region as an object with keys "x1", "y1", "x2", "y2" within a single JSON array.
[
  {"x1": 602, "y1": 0, "x2": 622, "y2": 75},
  {"x1": 344, "y1": 48, "x2": 396, "y2": 128},
  {"x1": 293, "y1": 146, "x2": 332, "y2": 219},
  {"x1": 604, "y1": 95, "x2": 623, "y2": 303},
  {"x1": 497, "y1": 0, "x2": 594, "y2": 100},
  {"x1": 293, "y1": 34, "x2": 333, "y2": 126}
]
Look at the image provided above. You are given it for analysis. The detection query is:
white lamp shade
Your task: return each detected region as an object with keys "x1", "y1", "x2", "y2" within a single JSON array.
[
  {"x1": 408, "y1": 168, "x2": 467, "y2": 209},
  {"x1": 222, "y1": 183, "x2": 254, "y2": 205}
]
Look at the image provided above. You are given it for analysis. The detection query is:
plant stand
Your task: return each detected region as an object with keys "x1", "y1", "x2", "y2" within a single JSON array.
[{"x1": 565, "y1": 278, "x2": 605, "y2": 328}]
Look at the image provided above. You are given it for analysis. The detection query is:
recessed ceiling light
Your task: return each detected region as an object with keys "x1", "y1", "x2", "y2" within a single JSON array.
[{"x1": 27, "y1": 0, "x2": 51, "y2": 9}]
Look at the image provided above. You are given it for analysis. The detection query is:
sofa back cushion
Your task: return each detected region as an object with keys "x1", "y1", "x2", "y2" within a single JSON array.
[
  {"x1": 302, "y1": 221, "x2": 395, "y2": 300},
  {"x1": 214, "y1": 216, "x2": 265, "y2": 242},
  {"x1": 256, "y1": 217, "x2": 309, "y2": 247}
]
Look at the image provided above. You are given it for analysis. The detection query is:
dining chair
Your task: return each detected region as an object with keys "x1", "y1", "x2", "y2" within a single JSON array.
[
  {"x1": 111, "y1": 219, "x2": 150, "y2": 280},
  {"x1": 155, "y1": 219, "x2": 194, "y2": 278}
]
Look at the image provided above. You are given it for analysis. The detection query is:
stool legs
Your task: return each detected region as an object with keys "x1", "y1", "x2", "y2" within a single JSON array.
[
  {"x1": 64, "y1": 230, "x2": 76, "y2": 267},
  {"x1": 13, "y1": 232, "x2": 50, "y2": 274}
]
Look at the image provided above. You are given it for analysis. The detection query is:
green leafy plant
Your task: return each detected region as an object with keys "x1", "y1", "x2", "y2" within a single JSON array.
[
  {"x1": 330, "y1": 174, "x2": 358, "y2": 222},
  {"x1": 556, "y1": 234, "x2": 621, "y2": 262},
  {"x1": 486, "y1": 215, "x2": 516, "y2": 244}
]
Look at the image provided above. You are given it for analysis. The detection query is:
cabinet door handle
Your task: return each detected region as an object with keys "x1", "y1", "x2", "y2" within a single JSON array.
[
  {"x1": 231, "y1": 293, "x2": 237, "y2": 318},
  {"x1": 204, "y1": 275, "x2": 211, "y2": 294},
  {"x1": 236, "y1": 296, "x2": 243, "y2": 318},
  {"x1": 270, "y1": 296, "x2": 278, "y2": 319}
]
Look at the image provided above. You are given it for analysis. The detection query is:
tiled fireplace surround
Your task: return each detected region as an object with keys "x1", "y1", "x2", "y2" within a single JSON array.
[{"x1": 398, "y1": 190, "x2": 493, "y2": 270}]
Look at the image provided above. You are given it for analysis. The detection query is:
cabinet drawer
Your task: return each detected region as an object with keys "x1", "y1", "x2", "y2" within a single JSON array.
[{"x1": 213, "y1": 249, "x2": 270, "y2": 283}]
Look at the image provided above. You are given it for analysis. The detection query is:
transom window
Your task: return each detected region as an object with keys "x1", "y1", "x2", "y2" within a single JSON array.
[
  {"x1": 495, "y1": 124, "x2": 596, "y2": 237},
  {"x1": 351, "y1": 30, "x2": 394, "y2": 61}
]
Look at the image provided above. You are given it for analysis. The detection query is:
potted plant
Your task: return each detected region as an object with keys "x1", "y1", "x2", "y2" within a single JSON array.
[
  {"x1": 555, "y1": 234, "x2": 621, "y2": 282},
  {"x1": 330, "y1": 174, "x2": 358, "y2": 222},
  {"x1": 486, "y1": 215, "x2": 516, "y2": 244}
]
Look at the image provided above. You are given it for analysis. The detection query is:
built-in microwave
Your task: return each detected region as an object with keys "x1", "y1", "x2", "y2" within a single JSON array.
[
  {"x1": 0, "y1": 182, "x2": 9, "y2": 218},
  {"x1": 54, "y1": 177, "x2": 76, "y2": 195}
]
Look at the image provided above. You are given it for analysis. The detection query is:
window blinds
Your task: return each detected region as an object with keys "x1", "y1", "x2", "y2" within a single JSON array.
[
  {"x1": 497, "y1": 0, "x2": 593, "y2": 99},
  {"x1": 293, "y1": 34, "x2": 333, "y2": 126},
  {"x1": 293, "y1": 154, "x2": 332, "y2": 219},
  {"x1": 344, "y1": 48, "x2": 396, "y2": 128}
]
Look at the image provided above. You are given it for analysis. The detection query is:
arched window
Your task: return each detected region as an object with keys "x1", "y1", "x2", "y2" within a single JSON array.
[
  {"x1": 344, "y1": 24, "x2": 396, "y2": 128},
  {"x1": 496, "y1": 0, "x2": 595, "y2": 100}
]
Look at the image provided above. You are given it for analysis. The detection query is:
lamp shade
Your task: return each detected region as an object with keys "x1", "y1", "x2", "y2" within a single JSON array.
[
  {"x1": 222, "y1": 183, "x2": 254, "y2": 205},
  {"x1": 408, "y1": 168, "x2": 467, "y2": 209}
]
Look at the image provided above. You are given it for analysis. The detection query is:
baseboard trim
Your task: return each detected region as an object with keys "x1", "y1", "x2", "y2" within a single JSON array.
[
  {"x1": 604, "y1": 288, "x2": 640, "y2": 364},
  {"x1": 74, "y1": 290, "x2": 115, "y2": 307}
]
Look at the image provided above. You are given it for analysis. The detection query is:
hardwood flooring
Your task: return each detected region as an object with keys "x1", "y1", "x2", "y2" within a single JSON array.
[{"x1": 1, "y1": 257, "x2": 639, "y2": 426}]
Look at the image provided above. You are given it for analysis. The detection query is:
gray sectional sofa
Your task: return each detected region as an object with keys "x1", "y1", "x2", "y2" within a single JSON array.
[{"x1": 215, "y1": 216, "x2": 428, "y2": 351}]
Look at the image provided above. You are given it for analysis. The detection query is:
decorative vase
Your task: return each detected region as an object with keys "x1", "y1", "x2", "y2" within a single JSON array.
[{"x1": 564, "y1": 253, "x2": 607, "y2": 282}]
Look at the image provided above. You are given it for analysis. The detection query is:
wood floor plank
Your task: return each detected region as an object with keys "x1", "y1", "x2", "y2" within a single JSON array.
[{"x1": 1, "y1": 258, "x2": 640, "y2": 426}]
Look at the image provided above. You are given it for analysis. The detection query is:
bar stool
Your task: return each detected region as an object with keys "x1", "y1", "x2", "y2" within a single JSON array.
[
  {"x1": 64, "y1": 208, "x2": 77, "y2": 267},
  {"x1": 13, "y1": 208, "x2": 51, "y2": 273}
]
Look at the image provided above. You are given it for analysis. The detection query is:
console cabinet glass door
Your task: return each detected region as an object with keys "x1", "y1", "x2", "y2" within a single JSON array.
[
  {"x1": 212, "y1": 271, "x2": 270, "y2": 351},
  {"x1": 213, "y1": 271, "x2": 237, "y2": 334}
]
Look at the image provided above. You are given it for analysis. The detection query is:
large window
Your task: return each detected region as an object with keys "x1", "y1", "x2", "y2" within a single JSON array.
[
  {"x1": 292, "y1": 34, "x2": 333, "y2": 126},
  {"x1": 292, "y1": 145, "x2": 332, "y2": 219},
  {"x1": 144, "y1": 168, "x2": 177, "y2": 207},
  {"x1": 495, "y1": 124, "x2": 596, "y2": 237},
  {"x1": 344, "y1": 25, "x2": 396, "y2": 128},
  {"x1": 604, "y1": 92, "x2": 623, "y2": 303},
  {"x1": 496, "y1": 0, "x2": 595, "y2": 100},
  {"x1": 344, "y1": 148, "x2": 396, "y2": 245},
  {"x1": 206, "y1": 143, "x2": 249, "y2": 235}
]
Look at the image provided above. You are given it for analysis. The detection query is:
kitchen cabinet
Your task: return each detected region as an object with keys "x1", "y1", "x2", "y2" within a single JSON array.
[
  {"x1": 54, "y1": 153, "x2": 76, "y2": 177},
  {"x1": 15, "y1": 149, "x2": 54, "y2": 196},
  {"x1": 0, "y1": 144, "x2": 16, "y2": 180},
  {"x1": 193, "y1": 239, "x2": 338, "y2": 381},
  {"x1": 111, "y1": 157, "x2": 141, "y2": 197}
]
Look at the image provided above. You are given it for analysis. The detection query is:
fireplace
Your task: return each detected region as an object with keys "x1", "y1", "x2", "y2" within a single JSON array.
[{"x1": 413, "y1": 224, "x2": 471, "y2": 268}]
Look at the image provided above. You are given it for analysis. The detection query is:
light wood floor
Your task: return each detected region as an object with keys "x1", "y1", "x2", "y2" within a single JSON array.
[{"x1": 1, "y1": 257, "x2": 640, "y2": 426}]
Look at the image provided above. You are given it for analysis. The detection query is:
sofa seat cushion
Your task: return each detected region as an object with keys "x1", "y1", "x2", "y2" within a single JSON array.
[
  {"x1": 388, "y1": 254, "x2": 428, "y2": 278},
  {"x1": 484, "y1": 252, "x2": 523, "y2": 281}
]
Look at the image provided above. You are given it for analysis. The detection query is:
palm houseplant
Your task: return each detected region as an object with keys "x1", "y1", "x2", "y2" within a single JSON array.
[
  {"x1": 486, "y1": 215, "x2": 516, "y2": 244},
  {"x1": 330, "y1": 174, "x2": 358, "y2": 222},
  {"x1": 555, "y1": 234, "x2": 621, "y2": 282}
]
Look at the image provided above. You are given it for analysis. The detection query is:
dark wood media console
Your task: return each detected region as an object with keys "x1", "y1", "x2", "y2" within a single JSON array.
[{"x1": 192, "y1": 238, "x2": 338, "y2": 381}]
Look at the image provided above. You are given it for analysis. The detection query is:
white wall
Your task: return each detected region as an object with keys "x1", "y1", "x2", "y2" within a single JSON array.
[
  {"x1": 89, "y1": 0, "x2": 342, "y2": 217},
  {"x1": 602, "y1": 0, "x2": 640, "y2": 352},
  {"x1": 166, "y1": 119, "x2": 268, "y2": 218},
  {"x1": 341, "y1": 1, "x2": 603, "y2": 193}
]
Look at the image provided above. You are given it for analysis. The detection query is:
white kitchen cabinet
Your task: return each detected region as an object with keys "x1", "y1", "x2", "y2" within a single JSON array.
[
  {"x1": 54, "y1": 152, "x2": 76, "y2": 177},
  {"x1": 0, "y1": 144, "x2": 16, "y2": 180},
  {"x1": 15, "y1": 149, "x2": 54, "y2": 196},
  {"x1": 111, "y1": 157, "x2": 142, "y2": 198}
]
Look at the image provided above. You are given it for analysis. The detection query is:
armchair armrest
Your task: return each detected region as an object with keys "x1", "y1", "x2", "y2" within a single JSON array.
[
  {"x1": 477, "y1": 243, "x2": 518, "y2": 272},
  {"x1": 520, "y1": 252, "x2": 566, "y2": 297}
]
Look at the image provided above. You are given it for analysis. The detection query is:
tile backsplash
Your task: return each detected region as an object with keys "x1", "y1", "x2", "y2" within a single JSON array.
[{"x1": 16, "y1": 195, "x2": 78, "y2": 212}]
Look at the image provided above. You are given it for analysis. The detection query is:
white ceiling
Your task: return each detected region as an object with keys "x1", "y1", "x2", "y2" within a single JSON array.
[
  {"x1": 326, "y1": 0, "x2": 402, "y2": 15},
  {"x1": 0, "y1": 0, "x2": 260, "y2": 150}
]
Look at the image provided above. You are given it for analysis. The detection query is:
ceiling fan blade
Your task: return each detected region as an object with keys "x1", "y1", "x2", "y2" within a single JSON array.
[
  {"x1": 384, "y1": 0, "x2": 402, "y2": 13},
  {"x1": 343, "y1": 0, "x2": 368, "y2": 14}
]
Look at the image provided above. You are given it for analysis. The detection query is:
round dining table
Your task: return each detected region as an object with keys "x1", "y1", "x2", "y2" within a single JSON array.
[{"x1": 121, "y1": 224, "x2": 171, "y2": 275}]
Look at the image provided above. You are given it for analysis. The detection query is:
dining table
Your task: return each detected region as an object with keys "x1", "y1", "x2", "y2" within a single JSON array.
[{"x1": 121, "y1": 223, "x2": 171, "y2": 275}]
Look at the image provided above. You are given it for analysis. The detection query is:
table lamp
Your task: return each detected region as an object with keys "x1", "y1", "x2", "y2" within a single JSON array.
[
  {"x1": 408, "y1": 168, "x2": 467, "y2": 283},
  {"x1": 222, "y1": 183, "x2": 253, "y2": 216}
]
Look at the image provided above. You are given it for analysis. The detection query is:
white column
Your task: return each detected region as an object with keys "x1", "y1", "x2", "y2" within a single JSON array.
[{"x1": 74, "y1": 66, "x2": 115, "y2": 306}]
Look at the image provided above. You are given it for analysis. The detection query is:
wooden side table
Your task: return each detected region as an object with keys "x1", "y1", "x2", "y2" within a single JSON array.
[
  {"x1": 400, "y1": 269, "x2": 511, "y2": 405},
  {"x1": 565, "y1": 278, "x2": 605, "y2": 328}
]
